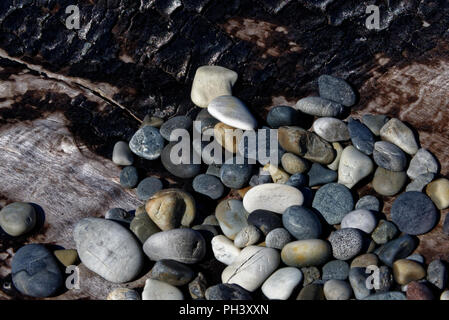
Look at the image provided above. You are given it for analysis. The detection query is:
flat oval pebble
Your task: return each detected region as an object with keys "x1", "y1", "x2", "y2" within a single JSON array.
[
  {"x1": 160, "y1": 116, "x2": 192, "y2": 141},
  {"x1": 205, "y1": 284, "x2": 252, "y2": 300},
  {"x1": 361, "y1": 114, "x2": 389, "y2": 136},
  {"x1": 392, "y1": 259, "x2": 426, "y2": 285},
  {"x1": 243, "y1": 183, "x2": 304, "y2": 214},
  {"x1": 142, "y1": 279, "x2": 183, "y2": 300},
  {"x1": 247, "y1": 210, "x2": 282, "y2": 235},
  {"x1": 112, "y1": 141, "x2": 134, "y2": 166},
  {"x1": 380, "y1": 118, "x2": 419, "y2": 155},
  {"x1": 282, "y1": 206, "x2": 322, "y2": 240},
  {"x1": 426, "y1": 178, "x2": 449, "y2": 209},
  {"x1": 350, "y1": 253, "x2": 379, "y2": 268},
  {"x1": 215, "y1": 199, "x2": 249, "y2": 240},
  {"x1": 281, "y1": 239, "x2": 332, "y2": 267},
  {"x1": 341, "y1": 209, "x2": 377, "y2": 234},
  {"x1": 323, "y1": 279, "x2": 353, "y2": 300},
  {"x1": 294, "y1": 96, "x2": 344, "y2": 117},
  {"x1": 119, "y1": 166, "x2": 138, "y2": 189},
  {"x1": 192, "y1": 174, "x2": 224, "y2": 200},
  {"x1": 105, "y1": 208, "x2": 134, "y2": 224},
  {"x1": 219, "y1": 161, "x2": 253, "y2": 189},
  {"x1": 136, "y1": 177, "x2": 163, "y2": 201},
  {"x1": 281, "y1": 153, "x2": 309, "y2": 174},
  {"x1": 107, "y1": 288, "x2": 140, "y2": 300},
  {"x1": 265, "y1": 227, "x2": 292, "y2": 249},
  {"x1": 373, "y1": 141, "x2": 407, "y2": 171},
  {"x1": 407, "y1": 148, "x2": 438, "y2": 179},
  {"x1": 307, "y1": 163, "x2": 337, "y2": 187},
  {"x1": 338, "y1": 146, "x2": 374, "y2": 189},
  {"x1": 129, "y1": 125, "x2": 165, "y2": 160},
  {"x1": 150, "y1": 259, "x2": 194, "y2": 286},
  {"x1": 329, "y1": 228, "x2": 365, "y2": 260},
  {"x1": 355, "y1": 195, "x2": 380, "y2": 212},
  {"x1": 12, "y1": 244, "x2": 63, "y2": 298},
  {"x1": 347, "y1": 118, "x2": 375, "y2": 155},
  {"x1": 312, "y1": 117, "x2": 350, "y2": 142},
  {"x1": 286, "y1": 173, "x2": 309, "y2": 188},
  {"x1": 318, "y1": 75, "x2": 356, "y2": 107},
  {"x1": 143, "y1": 228, "x2": 206, "y2": 264},
  {"x1": 208, "y1": 95, "x2": 257, "y2": 130},
  {"x1": 261, "y1": 267, "x2": 303, "y2": 300},
  {"x1": 391, "y1": 191, "x2": 438, "y2": 235},
  {"x1": 0, "y1": 202, "x2": 36, "y2": 237},
  {"x1": 233, "y1": 225, "x2": 261, "y2": 248},
  {"x1": 375, "y1": 234, "x2": 418, "y2": 267},
  {"x1": 322, "y1": 260, "x2": 350, "y2": 281},
  {"x1": 211, "y1": 235, "x2": 241, "y2": 265},
  {"x1": 312, "y1": 183, "x2": 354, "y2": 225},
  {"x1": 267, "y1": 106, "x2": 299, "y2": 128},
  {"x1": 161, "y1": 142, "x2": 201, "y2": 179}
]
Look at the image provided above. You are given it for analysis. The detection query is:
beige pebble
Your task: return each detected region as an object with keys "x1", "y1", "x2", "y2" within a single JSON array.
[
  {"x1": 54, "y1": 249, "x2": 79, "y2": 267},
  {"x1": 263, "y1": 163, "x2": 290, "y2": 184},
  {"x1": 327, "y1": 142, "x2": 343, "y2": 171},
  {"x1": 426, "y1": 178, "x2": 449, "y2": 209},
  {"x1": 281, "y1": 239, "x2": 332, "y2": 268},
  {"x1": 281, "y1": 153, "x2": 309, "y2": 174},
  {"x1": 393, "y1": 259, "x2": 426, "y2": 285},
  {"x1": 214, "y1": 122, "x2": 242, "y2": 153},
  {"x1": 350, "y1": 253, "x2": 378, "y2": 268}
]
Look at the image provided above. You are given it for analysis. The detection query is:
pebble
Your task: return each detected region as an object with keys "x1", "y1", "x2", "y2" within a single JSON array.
[
  {"x1": 349, "y1": 267, "x2": 371, "y2": 300},
  {"x1": 112, "y1": 141, "x2": 134, "y2": 166},
  {"x1": 406, "y1": 253, "x2": 425, "y2": 264},
  {"x1": 249, "y1": 171, "x2": 272, "y2": 186},
  {"x1": 267, "y1": 106, "x2": 299, "y2": 128},
  {"x1": 286, "y1": 173, "x2": 308, "y2": 188},
  {"x1": 203, "y1": 214, "x2": 219, "y2": 226},
  {"x1": 215, "y1": 199, "x2": 249, "y2": 239},
  {"x1": 427, "y1": 259, "x2": 447, "y2": 290},
  {"x1": 11, "y1": 244, "x2": 63, "y2": 298},
  {"x1": 261, "y1": 267, "x2": 303, "y2": 300},
  {"x1": 307, "y1": 163, "x2": 337, "y2": 187},
  {"x1": 312, "y1": 183, "x2": 354, "y2": 225},
  {"x1": 426, "y1": 177, "x2": 449, "y2": 209},
  {"x1": 391, "y1": 191, "x2": 438, "y2": 235},
  {"x1": 105, "y1": 208, "x2": 134, "y2": 224},
  {"x1": 234, "y1": 225, "x2": 261, "y2": 248},
  {"x1": 265, "y1": 228, "x2": 292, "y2": 249},
  {"x1": 296, "y1": 283, "x2": 325, "y2": 300},
  {"x1": 377, "y1": 265, "x2": 394, "y2": 292},
  {"x1": 219, "y1": 160, "x2": 253, "y2": 189},
  {"x1": 372, "y1": 167, "x2": 407, "y2": 196},
  {"x1": 338, "y1": 146, "x2": 374, "y2": 188},
  {"x1": 393, "y1": 259, "x2": 426, "y2": 285},
  {"x1": 129, "y1": 125, "x2": 165, "y2": 160},
  {"x1": 406, "y1": 173, "x2": 434, "y2": 192},
  {"x1": 150, "y1": 259, "x2": 194, "y2": 286},
  {"x1": 371, "y1": 219, "x2": 398, "y2": 244},
  {"x1": 136, "y1": 177, "x2": 163, "y2": 201},
  {"x1": 248, "y1": 210, "x2": 282, "y2": 236},
  {"x1": 373, "y1": 141, "x2": 407, "y2": 171},
  {"x1": 191, "y1": 65, "x2": 238, "y2": 108},
  {"x1": 222, "y1": 246, "x2": 280, "y2": 292},
  {"x1": 350, "y1": 253, "x2": 379, "y2": 268},
  {"x1": 322, "y1": 260, "x2": 350, "y2": 281},
  {"x1": 355, "y1": 195, "x2": 380, "y2": 212},
  {"x1": 74, "y1": 218, "x2": 144, "y2": 283},
  {"x1": 142, "y1": 278, "x2": 184, "y2": 300},
  {"x1": 263, "y1": 163, "x2": 290, "y2": 184},
  {"x1": 327, "y1": 142, "x2": 343, "y2": 171},
  {"x1": 192, "y1": 224, "x2": 219, "y2": 237},
  {"x1": 281, "y1": 239, "x2": 332, "y2": 267},
  {"x1": 243, "y1": 183, "x2": 304, "y2": 214},
  {"x1": 323, "y1": 279, "x2": 353, "y2": 300},
  {"x1": 361, "y1": 114, "x2": 389, "y2": 136},
  {"x1": 146, "y1": 189, "x2": 196, "y2": 231},
  {"x1": 281, "y1": 153, "x2": 309, "y2": 174},
  {"x1": 214, "y1": 122, "x2": 241, "y2": 153},
  {"x1": 161, "y1": 142, "x2": 201, "y2": 178},
  {"x1": 341, "y1": 209, "x2": 377, "y2": 234},
  {"x1": 363, "y1": 291, "x2": 406, "y2": 300},
  {"x1": 407, "y1": 148, "x2": 438, "y2": 179},
  {"x1": 376, "y1": 234, "x2": 418, "y2": 267},
  {"x1": 130, "y1": 211, "x2": 161, "y2": 243},
  {"x1": 278, "y1": 126, "x2": 335, "y2": 164},
  {"x1": 107, "y1": 288, "x2": 140, "y2": 300},
  {"x1": 282, "y1": 206, "x2": 322, "y2": 240},
  {"x1": 380, "y1": 118, "x2": 419, "y2": 155},
  {"x1": 143, "y1": 228, "x2": 206, "y2": 264},
  {"x1": 205, "y1": 283, "x2": 252, "y2": 300},
  {"x1": 294, "y1": 96, "x2": 344, "y2": 117},
  {"x1": 347, "y1": 118, "x2": 375, "y2": 155},
  {"x1": 0, "y1": 202, "x2": 36, "y2": 237},
  {"x1": 160, "y1": 115, "x2": 192, "y2": 141},
  {"x1": 192, "y1": 174, "x2": 224, "y2": 200},
  {"x1": 206, "y1": 163, "x2": 221, "y2": 178},
  {"x1": 406, "y1": 281, "x2": 434, "y2": 300},
  {"x1": 54, "y1": 249, "x2": 79, "y2": 267},
  {"x1": 211, "y1": 235, "x2": 241, "y2": 265},
  {"x1": 301, "y1": 267, "x2": 321, "y2": 286},
  {"x1": 318, "y1": 75, "x2": 356, "y2": 107},
  {"x1": 312, "y1": 117, "x2": 350, "y2": 142},
  {"x1": 119, "y1": 166, "x2": 139, "y2": 189},
  {"x1": 441, "y1": 291, "x2": 449, "y2": 300},
  {"x1": 208, "y1": 95, "x2": 257, "y2": 130},
  {"x1": 189, "y1": 272, "x2": 207, "y2": 299},
  {"x1": 141, "y1": 115, "x2": 164, "y2": 128},
  {"x1": 329, "y1": 228, "x2": 365, "y2": 260}
]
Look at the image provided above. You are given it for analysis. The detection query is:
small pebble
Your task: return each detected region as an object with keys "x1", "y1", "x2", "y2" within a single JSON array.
[
  {"x1": 208, "y1": 95, "x2": 257, "y2": 130},
  {"x1": 107, "y1": 288, "x2": 140, "y2": 300},
  {"x1": 237, "y1": 127, "x2": 284, "y2": 165},
  {"x1": 338, "y1": 146, "x2": 374, "y2": 189},
  {"x1": 265, "y1": 228, "x2": 292, "y2": 249},
  {"x1": 355, "y1": 195, "x2": 380, "y2": 212},
  {"x1": 282, "y1": 205, "x2": 322, "y2": 240},
  {"x1": 406, "y1": 253, "x2": 425, "y2": 264},
  {"x1": 312, "y1": 117, "x2": 350, "y2": 142},
  {"x1": 426, "y1": 177, "x2": 449, "y2": 209},
  {"x1": 327, "y1": 142, "x2": 343, "y2": 171},
  {"x1": 406, "y1": 173, "x2": 434, "y2": 192},
  {"x1": 318, "y1": 75, "x2": 356, "y2": 107},
  {"x1": 307, "y1": 163, "x2": 337, "y2": 187},
  {"x1": 393, "y1": 259, "x2": 426, "y2": 285},
  {"x1": 150, "y1": 259, "x2": 195, "y2": 286},
  {"x1": 440, "y1": 290, "x2": 449, "y2": 300},
  {"x1": 406, "y1": 281, "x2": 434, "y2": 300},
  {"x1": 141, "y1": 115, "x2": 163, "y2": 128},
  {"x1": 129, "y1": 125, "x2": 165, "y2": 160},
  {"x1": 249, "y1": 171, "x2": 272, "y2": 186},
  {"x1": 372, "y1": 167, "x2": 407, "y2": 196},
  {"x1": 189, "y1": 272, "x2": 207, "y2": 300},
  {"x1": 373, "y1": 141, "x2": 407, "y2": 171},
  {"x1": 350, "y1": 253, "x2": 379, "y2": 268},
  {"x1": 380, "y1": 118, "x2": 419, "y2": 155},
  {"x1": 215, "y1": 199, "x2": 249, "y2": 240},
  {"x1": 192, "y1": 174, "x2": 225, "y2": 200},
  {"x1": 407, "y1": 148, "x2": 438, "y2": 179},
  {"x1": 205, "y1": 284, "x2": 252, "y2": 300},
  {"x1": 427, "y1": 259, "x2": 447, "y2": 290},
  {"x1": 105, "y1": 208, "x2": 134, "y2": 224},
  {"x1": 286, "y1": 173, "x2": 308, "y2": 188},
  {"x1": 296, "y1": 283, "x2": 325, "y2": 300},
  {"x1": 341, "y1": 209, "x2": 377, "y2": 234},
  {"x1": 54, "y1": 249, "x2": 79, "y2": 267},
  {"x1": 219, "y1": 160, "x2": 253, "y2": 189},
  {"x1": 349, "y1": 267, "x2": 371, "y2": 300},
  {"x1": 301, "y1": 267, "x2": 321, "y2": 286},
  {"x1": 161, "y1": 142, "x2": 201, "y2": 178},
  {"x1": 281, "y1": 239, "x2": 332, "y2": 267},
  {"x1": 361, "y1": 114, "x2": 389, "y2": 136},
  {"x1": 323, "y1": 279, "x2": 353, "y2": 300},
  {"x1": 233, "y1": 225, "x2": 261, "y2": 248},
  {"x1": 160, "y1": 115, "x2": 192, "y2": 141},
  {"x1": 0, "y1": 202, "x2": 36, "y2": 237},
  {"x1": 119, "y1": 166, "x2": 139, "y2": 189},
  {"x1": 263, "y1": 163, "x2": 290, "y2": 184},
  {"x1": 211, "y1": 235, "x2": 241, "y2": 265},
  {"x1": 142, "y1": 279, "x2": 183, "y2": 300},
  {"x1": 329, "y1": 228, "x2": 365, "y2": 261},
  {"x1": 261, "y1": 267, "x2": 303, "y2": 300},
  {"x1": 376, "y1": 265, "x2": 394, "y2": 292},
  {"x1": 312, "y1": 182, "x2": 354, "y2": 225},
  {"x1": 130, "y1": 211, "x2": 161, "y2": 243},
  {"x1": 267, "y1": 106, "x2": 299, "y2": 128},
  {"x1": 214, "y1": 122, "x2": 241, "y2": 153},
  {"x1": 347, "y1": 118, "x2": 375, "y2": 155},
  {"x1": 202, "y1": 214, "x2": 219, "y2": 226},
  {"x1": 371, "y1": 219, "x2": 398, "y2": 244},
  {"x1": 136, "y1": 177, "x2": 163, "y2": 201},
  {"x1": 294, "y1": 96, "x2": 344, "y2": 117},
  {"x1": 206, "y1": 164, "x2": 221, "y2": 178},
  {"x1": 112, "y1": 141, "x2": 134, "y2": 166},
  {"x1": 322, "y1": 260, "x2": 350, "y2": 281},
  {"x1": 376, "y1": 234, "x2": 418, "y2": 267}
]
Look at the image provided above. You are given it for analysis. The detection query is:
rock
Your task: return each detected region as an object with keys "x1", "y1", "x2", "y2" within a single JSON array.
[
  {"x1": 222, "y1": 246, "x2": 280, "y2": 292},
  {"x1": 208, "y1": 95, "x2": 257, "y2": 130},
  {"x1": 234, "y1": 225, "x2": 261, "y2": 248},
  {"x1": 406, "y1": 281, "x2": 435, "y2": 300},
  {"x1": 161, "y1": 142, "x2": 202, "y2": 178},
  {"x1": 329, "y1": 228, "x2": 365, "y2": 261},
  {"x1": 338, "y1": 146, "x2": 374, "y2": 188},
  {"x1": 130, "y1": 211, "x2": 161, "y2": 243},
  {"x1": 351, "y1": 253, "x2": 379, "y2": 268},
  {"x1": 327, "y1": 142, "x2": 343, "y2": 171},
  {"x1": 143, "y1": 228, "x2": 206, "y2": 264},
  {"x1": 341, "y1": 209, "x2": 377, "y2": 234},
  {"x1": 206, "y1": 164, "x2": 221, "y2": 178},
  {"x1": 441, "y1": 291, "x2": 449, "y2": 300},
  {"x1": 215, "y1": 199, "x2": 249, "y2": 239},
  {"x1": 203, "y1": 215, "x2": 219, "y2": 226},
  {"x1": 324, "y1": 279, "x2": 352, "y2": 300},
  {"x1": 372, "y1": 167, "x2": 407, "y2": 196},
  {"x1": 380, "y1": 118, "x2": 419, "y2": 155},
  {"x1": 281, "y1": 153, "x2": 309, "y2": 174},
  {"x1": 281, "y1": 239, "x2": 332, "y2": 267},
  {"x1": 243, "y1": 183, "x2": 304, "y2": 214},
  {"x1": 296, "y1": 283, "x2": 325, "y2": 300},
  {"x1": 211, "y1": 235, "x2": 241, "y2": 265},
  {"x1": 265, "y1": 228, "x2": 292, "y2": 249},
  {"x1": 301, "y1": 267, "x2": 321, "y2": 286},
  {"x1": 112, "y1": 141, "x2": 134, "y2": 165},
  {"x1": 427, "y1": 259, "x2": 447, "y2": 290},
  {"x1": 141, "y1": 115, "x2": 164, "y2": 128},
  {"x1": 119, "y1": 166, "x2": 138, "y2": 189},
  {"x1": 294, "y1": 96, "x2": 344, "y2": 117},
  {"x1": 406, "y1": 253, "x2": 425, "y2": 264},
  {"x1": 307, "y1": 163, "x2": 337, "y2": 187},
  {"x1": 0, "y1": 202, "x2": 36, "y2": 237},
  {"x1": 318, "y1": 75, "x2": 356, "y2": 107},
  {"x1": 11, "y1": 244, "x2": 63, "y2": 298},
  {"x1": 135, "y1": 204, "x2": 146, "y2": 216},
  {"x1": 347, "y1": 118, "x2": 375, "y2": 155},
  {"x1": 219, "y1": 160, "x2": 253, "y2": 189},
  {"x1": 262, "y1": 267, "x2": 303, "y2": 300},
  {"x1": 407, "y1": 148, "x2": 438, "y2": 179},
  {"x1": 136, "y1": 177, "x2": 163, "y2": 201},
  {"x1": 105, "y1": 208, "x2": 134, "y2": 224},
  {"x1": 129, "y1": 126, "x2": 165, "y2": 160},
  {"x1": 312, "y1": 117, "x2": 350, "y2": 142},
  {"x1": 267, "y1": 106, "x2": 299, "y2": 128},
  {"x1": 278, "y1": 126, "x2": 335, "y2": 164},
  {"x1": 393, "y1": 259, "x2": 426, "y2": 285},
  {"x1": 74, "y1": 218, "x2": 144, "y2": 283},
  {"x1": 376, "y1": 265, "x2": 394, "y2": 292},
  {"x1": 376, "y1": 234, "x2": 418, "y2": 267},
  {"x1": 192, "y1": 224, "x2": 219, "y2": 237},
  {"x1": 371, "y1": 220, "x2": 398, "y2": 244},
  {"x1": 263, "y1": 163, "x2": 290, "y2": 184},
  {"x1": 146, "y1": 189, "x2": 196, "y2": 231},
  {"x1": 426, "y1": 178, "x2": 449, "y2": 209},
  {"x1": 355, "y1": 195, "x2": 380, "y2": 212},
  {"x1": 312, "y1": 183, "x2": 354, "y2": 225},
  {"x1": 373, "y1": 141, "x2": 407, "y2": 171},
  {"x1": 363, "y1": 291, "x2": 406, "y2": 300},
  {"x1": 205, "y1": 284, "x2": 252, "y2": 300},
  {"x1": 142, "y1": 279, "x2": 184, "y2": 300},
  {"x1": 349, "y1": 267, "x2": 371, "y2": 299},
  {"x1": 391, "y1": 191, "x2": 438, "y2": 235},
  {"x1": 160, "y1": 115, "x2": 192, "y2": 141},
  {"x1": 189, "y1": 272, "x2": 207, "y2": 299},
  {"x1": 191, "y1": 65, "x2": 238, "y2": 108},
  {"x1": 54, "y1": 249, "x2": 79, "y2": 267},
  {"x1": 406, "y1": 173, "x2": 435, "y2": 192},
  {"x1": 247, "y1": 210, "x2": 283, "y2": 236},
  {"x1": 361, "y1": 114, "x2": 389, "y2": 136},
  {"x1": 214, "y1": 122, "x2": 241, "y2": 153},
  {"x1": 286, "y1": 173, "x2": 309, "y2": 188},
  {"x1": 282, "y1": 205, "x2": 322, "y2": 240},
  {"x1": 192, "y1": 174, "x2": 224, "y2": 200},
  {"x1": 322, "y1": 260, "x2": 350, "y2": 281},
  {"x1": 107, "y1": 288, "x2": 140, "y2": 300},
  {"x1": 150, "y1": 259, "x2": 194, "y2": 286}
]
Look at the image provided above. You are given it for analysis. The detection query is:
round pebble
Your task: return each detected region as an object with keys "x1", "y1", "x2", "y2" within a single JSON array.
[
  {"x1": 281, "y1": 239, "x2": 332, "y2": 267},
  {"x1": 265, "y1": 228, "x2": 292, "y2": 249},
  {"x1": 312, "y1": 117, "x2": 350, "y2": 142},
  {"x1": 150, "y1": 259, "x2": 194, "y2": 286},
  {"x1": 261, "y1": 267, "x2": 303, "y2": 300},
  {"x1": 0, "y1": 202, "x2": 36, "y2": 237},
  {"x1": 212, "y1": 235, "x2": 241, "y2": 265},
  {"x1": 282, "y1": 206, "x2": 322, "y2": 240},
  {"x1": 373, "y1": 141, "x2": 407, "y2": 171},
  {"x1": 355, "y1": 195, "x2": 380, "y2": 212},
  {"x1": 267, "y1": 106, "x2": 299, "y2": 128},
  {"x1": 160, "y1": 115, "x2": 192, "y2": 141},
  {"x1": 329, "y1": 228, "x2": 365, "y2": 261},
  {"x1": 161, "y1": 142, "x2": 201, "y2": 179},
  {"x1": 233, "y1": 225, "x2": 261, "y2": 248},
  {"x1": 142, "y1": 278, "x2": 183, "y2": 300},
  {"x1": 312, "y1": 183, "x2": 354, "y2": 225},
  {"x1": 372, "y1": 167, "x2": 407, "y2": 196},
  {"x1": 323, "y1": 279, "x2": 352, "y2": 300},
  {"x1": 426, "y1": 178, "x2": 449, "y2": 209},
  {"x1": 219, "y1": 160, "x2": 253, "y2": 189},
  {"x1": 136, "y1": 177, "x2": 163, "y2": 201},
  {"x1": 281, "y1": 153, "x2": 309, "y2": 175},
  {"x1": 129, "y1": 125, "x2": 165, "y2": 160},
  {"x1": 107, "y1": 288, "x2": 140, "y2": 300},
  {"x1": 192, "y1": 174, "x2": 225, "y2": 200},
  {"x1": 112, "y1": 141, "x2": 134, "y2": 166},
  {"x1": 322, "y1": 260, "x2": 350, "y2": 281},
  {"x1": 215, "y1": 199, "x2": 249, "y2": 240},
  {"x1": 340, "y1": 209, "x2": 377, "y2": 234},
  {"x1": 406, "y1": 281, "x2": 434, "y2": 300},
  {"x1": 119, "y1": 166, "x2": 138, "y2": 189},
  {"x1": 318, "y1": 75, "x2": 356, "y2": 107},
  {"x1": 338, "y1": 146, "x2": 374, "y2": 188}
]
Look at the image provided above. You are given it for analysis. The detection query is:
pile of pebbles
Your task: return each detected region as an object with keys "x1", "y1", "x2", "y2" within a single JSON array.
[{"x1": 2, "y1": 65, "x2": 449, "y2": 300}]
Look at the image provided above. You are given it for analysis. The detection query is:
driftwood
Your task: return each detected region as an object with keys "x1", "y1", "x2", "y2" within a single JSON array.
[{"x1": 0, "y1": 1, "x2": 448, "y2": 299}]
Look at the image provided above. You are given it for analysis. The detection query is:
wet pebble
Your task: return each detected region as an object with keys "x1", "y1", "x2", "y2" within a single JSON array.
[{"x1": 220, "y1": 161, "x2": 253, "y2": 189}]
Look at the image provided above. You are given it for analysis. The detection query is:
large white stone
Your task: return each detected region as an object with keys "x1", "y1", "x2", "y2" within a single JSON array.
[
  {"x1": 341, "y1": 209, "x2": 377, "y2": 234},
  {"x1": 211, "y1": 235, "x2": 241, "y2": 265},
  {"x1": 380, "y1": 118, "x2": 419, "y2": 155},
  {"x1": 261, "y1": 267, "x2": 303, "y2": 300},
  {"x1": 142, "y1": 279, "x2": 184, "y2": 300},
  {"x1": 338, "y1": 146, "x2": 374, "y2": 189},
  {"x1": 208, "y1": 95, "x2": 257, "y2": 130}
]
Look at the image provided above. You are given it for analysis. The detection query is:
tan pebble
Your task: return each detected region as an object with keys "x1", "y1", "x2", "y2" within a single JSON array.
[
  {"x1": 214, "y1": 122, "x2": 242, "y2": 153},
  {"x1": 281, "y1": 239, "x2": 331, "y2": 268},
  {"x1": 393, "y1": 259, "x2": 426, "y2": 285},
  {"x1": 263, "y1": 163, "x2": 290, "y2": 184},
  {"x1": 350, "y1": 253, "x2": 378, "y2": 268},
  {"x1": 54, "y1": 249, "x2": 79, "y2": 267},
  {"x1": 281, "y1": 153, "x2": 309, "y2": 174},
  {"x1": 107, "y1": 287, "x2": 140, "y2": 300},
  {"x1": 426, "y1": 178, "x2": 449, "y2": 209}
]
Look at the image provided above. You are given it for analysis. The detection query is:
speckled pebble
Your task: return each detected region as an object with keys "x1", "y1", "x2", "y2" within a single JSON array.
[
  {"x1": 329, "y1": 228, "x2": 365, "y2": 261},
  {"x1": 312, "y1": 183, "x2": 354, "y2": 225},
  {"x1": 265, "y1": 228, "x2": 292, "y2": 249},
  {"x1": 322, "y1": 260, "x2": 350, "y2": 281},
  {"x1": 129, "y1": 126, "x2": 165, "y2": 160},
  {"x1": 427, "y1": 259, "x2": 447, "y2": 290}
]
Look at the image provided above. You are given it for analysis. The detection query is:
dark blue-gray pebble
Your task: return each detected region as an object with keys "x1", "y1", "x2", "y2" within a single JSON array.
[
  {"x1": 347, "y1": 118, "x2": 375, "y2": 155},
  {"x1": 120, "y1": 166, "x2": 139, "y2": 189},
  {"x1": 266, "y1": 106, "x2": 299, "y2": 128},
  {"x1": 249, "y1": 172, "x2": 272, "y2": 186},
  {"x1": 282, "y1": 206, "x2": 322, "y2": 240},
  {"x1": 129, "y1": 126, "x2": 165, "y2": 160},
  {"x1": 136, "y1": 177, "x2": 163, "y2": 201},
  {"x1": 160, "y1": 116, "x2": 192, "y2": 141},
  {"x1": 105, "y1": 208, "x2": 134, "y2": 224},
  {"x1": 205, "y1": 284, "x2": 252, "y2": 300},
  {"x1": 312, "y1": 183, "x2": 354, "y2": 225},
  {"x1": 318, "y1": 75, "x2": 356, "y2": 107},
  {"x1": 355, "y1": 195, "x2": 380, "y2": 212},
  {"x1": 322, "y1": 260, "x2": 350, "y2": 281},
  {"x1": 373, "y1": 141, "x2": 407, "y2": 171},
  {"x1": 220, "y1": 160, "x2": 253, "y2": 189},
  {"x1": 150, "y1": 259, "x2": 195, "y2": 286},
  {"x1": 247, "y1": 210, "x2": 283, "y2": 236},
  {"x1": 307, "y1": 163, "x2": 337, "y2": 187},
  {"x1": 375, "y1": 234, "x2": 418, "y2": 267},
  {"x1": 286, "y1": 173, "x2": 308, "y2": 189},
  {"x1": 161, "y1": 142, "x2": 202, "y2": 179},
  {"x1": 193, "y1": 174, "x2": 225, "y2": 200}
]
